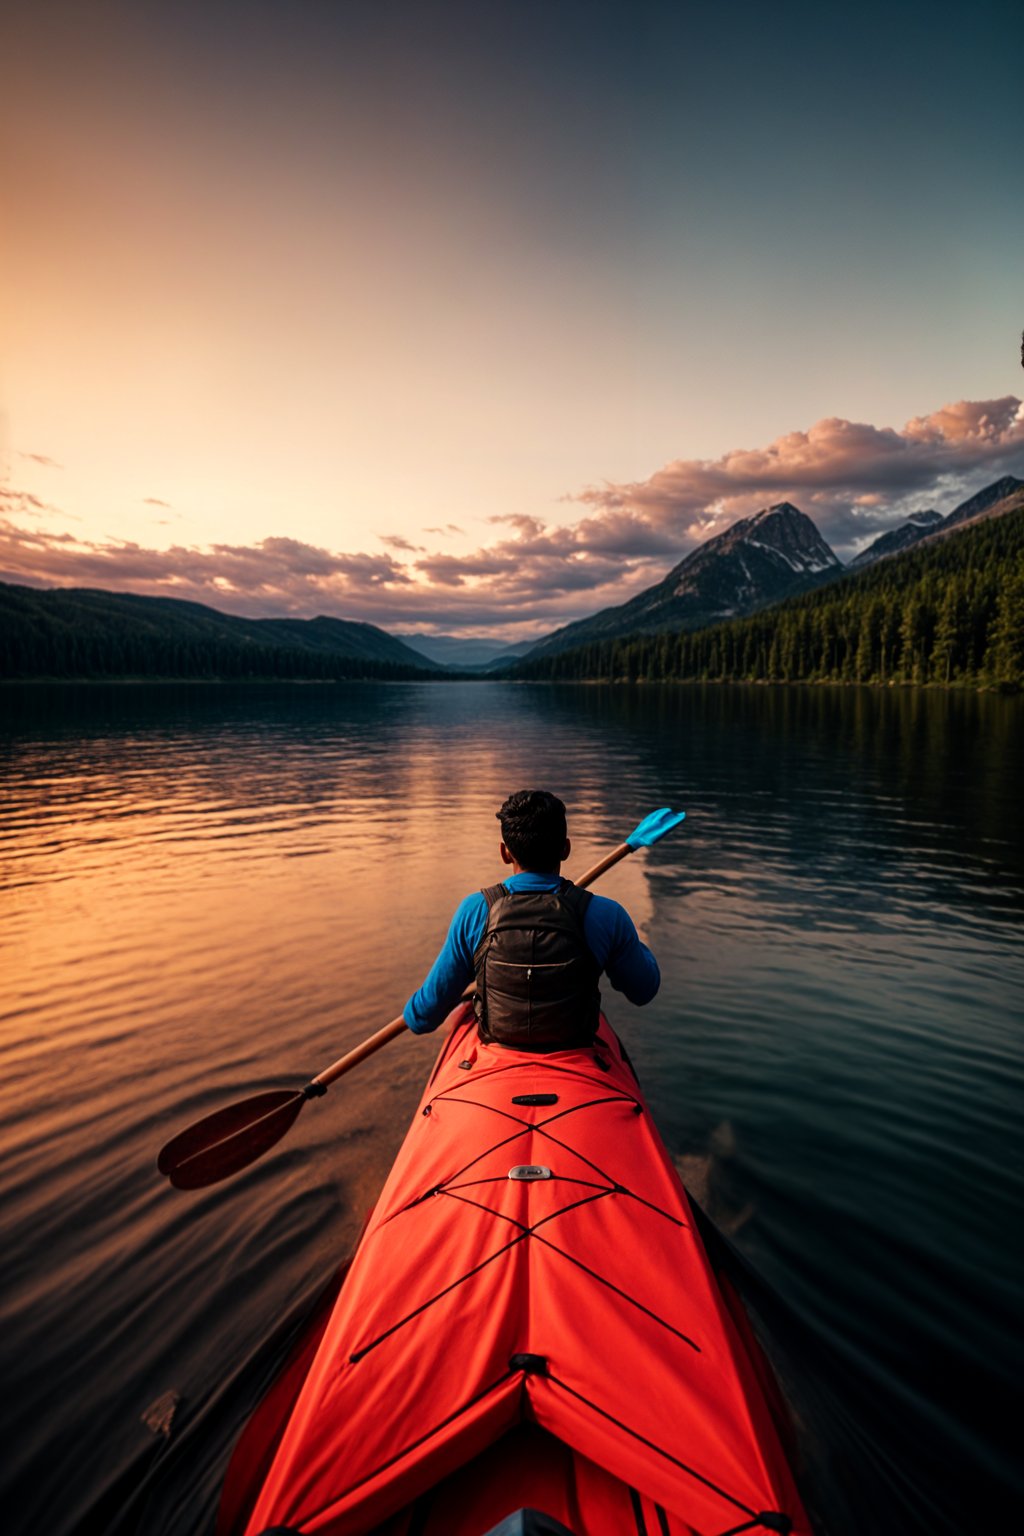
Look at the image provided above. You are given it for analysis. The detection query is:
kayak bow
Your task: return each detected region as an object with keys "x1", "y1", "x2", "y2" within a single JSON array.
[{"x1": 219, "y1": 1005, "x2": 812, "y2": 1536}]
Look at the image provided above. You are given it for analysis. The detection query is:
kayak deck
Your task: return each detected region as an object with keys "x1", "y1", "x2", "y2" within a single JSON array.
[
  {"x1": 372, "y1": 1422, "x2": 736, "y2": 1535},
  {"x1": 222, "y1": 1007, "x2": 811, "y2": 1536}
]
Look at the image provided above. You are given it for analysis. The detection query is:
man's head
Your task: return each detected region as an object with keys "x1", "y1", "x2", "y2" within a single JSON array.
[{"x1": 496, "y1": 789, "x2": 570, "y2": 873}]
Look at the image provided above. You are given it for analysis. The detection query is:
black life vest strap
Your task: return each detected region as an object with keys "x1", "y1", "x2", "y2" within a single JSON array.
[
  {"x1": 556, "y1": 878, "x2": 593, "y2": 925},
  {"x1": 479, "y1": 878, "x2": 593, "y2": 921}
]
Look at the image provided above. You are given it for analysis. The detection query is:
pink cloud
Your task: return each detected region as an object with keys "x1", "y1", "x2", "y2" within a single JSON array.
[
  {"x1": 901, "y1": 397, "x2": 1021, "y2": 446},
  {"x1": 379, "y1": 533, "x2": 423, "y2": 552},
  {"x1": 16, "y1": 451, "x2": 63, "y2": 469},
  {"x1": 575, "y1": 396, "x2": 1024, "y2": 554},
  {"x1": 3, "y1": 395, "x2": 1021, "y2": 634},
  {"x1": 0, "y1": 486, "x2": 66, "y2": 518},
  {"x1": 0, "y1": 512, "x2": 664, "y2": 634}
]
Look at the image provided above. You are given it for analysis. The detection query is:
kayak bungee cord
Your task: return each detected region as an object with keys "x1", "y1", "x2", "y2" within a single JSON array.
[{"x1": 220, "y1": 1005, "x2": 810, "y2": 1536}]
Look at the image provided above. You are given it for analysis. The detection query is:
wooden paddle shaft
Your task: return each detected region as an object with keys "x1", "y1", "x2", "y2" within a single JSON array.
[
  {"x1": 575, "y1": 841, "x2": 631, "y2": 890},
  {"x1": 310, "y1": 840, "x2": 635, "y2": 1092},
  {"x1": 312, "y1": 1016, "x2": 408, "y2": 1090}
]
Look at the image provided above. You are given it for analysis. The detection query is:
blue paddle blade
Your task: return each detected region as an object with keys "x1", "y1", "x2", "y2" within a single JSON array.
[{"x1": 625, "y1": 807, "x2": 686, "y2": 849}]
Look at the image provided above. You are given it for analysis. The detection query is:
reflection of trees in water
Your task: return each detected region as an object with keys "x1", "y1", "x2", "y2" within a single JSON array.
[
  {"x1": 525, "y1": 683, "x2": 1024, "y2": 898},
  {"x1": 3, "y1": 680, "x2": 1021, "y2": 893}
]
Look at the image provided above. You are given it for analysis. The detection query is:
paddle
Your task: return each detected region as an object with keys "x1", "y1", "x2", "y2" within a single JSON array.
[{"x1": 157, "y1": 806, "x2": 685, "y2": 1189}]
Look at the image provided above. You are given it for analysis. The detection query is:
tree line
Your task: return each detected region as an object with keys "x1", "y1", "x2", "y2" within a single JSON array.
[
  {"x1": 512, "y1": 510, "x2": 1024, "y2": 689},
  {"x1": 0, "y1": 609, "x2": 438, "y2": 682}
]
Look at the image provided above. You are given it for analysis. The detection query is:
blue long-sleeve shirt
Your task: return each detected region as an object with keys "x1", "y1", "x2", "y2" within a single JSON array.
[{"x1": 403, "y1": 871, "x2": 660, "y2": 1034}]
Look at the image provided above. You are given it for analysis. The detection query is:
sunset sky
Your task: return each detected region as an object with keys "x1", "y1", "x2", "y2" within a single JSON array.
[{"x1": 2, "y1": 0, "x2": 1022, "y2": 640}]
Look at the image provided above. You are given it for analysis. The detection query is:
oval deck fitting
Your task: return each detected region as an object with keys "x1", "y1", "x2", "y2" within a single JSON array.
[{"x1": 507, "y1": 1165, "x2": 552, "y2": 1181}]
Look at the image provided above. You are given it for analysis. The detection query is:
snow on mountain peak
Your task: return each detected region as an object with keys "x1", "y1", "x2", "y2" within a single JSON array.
[{"x1": 732, "y1": 503, "x2": 841, "y2": 573}]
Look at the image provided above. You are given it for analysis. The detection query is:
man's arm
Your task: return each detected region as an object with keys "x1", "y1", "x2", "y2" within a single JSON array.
[
  {"x1": 584, "y1": 894, "x2": 660, "y2": 1005},
  {"x1": 403, "y1": 892, "x2": 489, "y2": 1034}
]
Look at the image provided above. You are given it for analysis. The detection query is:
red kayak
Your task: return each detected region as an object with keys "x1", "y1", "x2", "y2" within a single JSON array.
[{"x1": 219, "y1": 1005, "x2": 812, "y2": 1536}]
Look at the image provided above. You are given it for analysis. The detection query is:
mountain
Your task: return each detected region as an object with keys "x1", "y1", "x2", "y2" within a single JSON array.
[
  {"x1": 251, "y1": 614, "x2": 441, "y2": 668},
  {"x1": 914, "y1": 479, "x2": 1024, "y2": 551},
  {"x1": 0, "y1": 583, "x2": 442, "y2": 679},
  {"x1": 852, "y1": 477, "x2": 1024, "y2": 572},
  {"x1": 398, "y1": 633, "x2": 534, "y2": 670},
  {"x1": 478, "y1": 641, "x2": 538, "y2": 672},
  {"x1": 513, "y1": 497, "x2": 1024, "y2": 689},
  {"x1": 525, "y1": 502, "x2": 841, "y2": 659},
  {"x1": 939, "y1": 475, "x2": 1023, "y2": 530},
  {"x1": 850, "y1": 509, "x2": 943, "y2": 570}
]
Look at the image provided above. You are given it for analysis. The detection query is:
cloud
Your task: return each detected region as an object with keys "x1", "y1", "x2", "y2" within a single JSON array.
[
  {"x1": 16, "y1": 452, "x2": 63, "y2": 469},
  {"x1": 143, "y1": 496, "x2": 171, "y2": 507},
  {"x1": 423, "y1": 523, "x2": 465, "y2": 536},
  {"x1": 0, "y1": 519, "x2": 411, "y2": 603},
  {"x1": 0, "y1": 486, "x2": 66, "y2": 518},
  {"x1": 1, "y1": 487, "x2": 48, "y2": 512},
  {"x1": 575, "y1": 395, "x2": 1024, "y2": 556},
  {"x1": 0, "y1": 511, "x2": 665, "y2": 633},
  {"x1": 3, "y1": 395, "x2": 1022, "y2": 634},
  {"x1": 379, "y1": 533, "x2": 423, "y2": 552}
]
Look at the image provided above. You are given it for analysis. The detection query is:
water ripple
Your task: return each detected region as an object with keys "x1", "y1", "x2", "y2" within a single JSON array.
[{"x1": 1, "y1": 681, "x2": 1021, "y2": 1535}]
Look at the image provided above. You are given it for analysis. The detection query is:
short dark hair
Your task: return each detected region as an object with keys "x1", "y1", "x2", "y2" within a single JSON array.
[{"x1": 496, "y1": 789, "x2": 567, "y2": 872}]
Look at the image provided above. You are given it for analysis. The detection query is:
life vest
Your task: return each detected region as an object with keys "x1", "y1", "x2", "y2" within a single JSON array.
[{"x1": 473, "y1": 880, "x2": 600, "y2": 1049}]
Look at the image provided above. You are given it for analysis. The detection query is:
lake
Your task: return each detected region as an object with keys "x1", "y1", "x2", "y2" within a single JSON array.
[{"x1": 1, "y1": 681, "x2": 1021, "y2": 1534}]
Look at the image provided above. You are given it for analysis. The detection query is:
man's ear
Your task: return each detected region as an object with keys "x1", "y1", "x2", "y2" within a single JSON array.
[
  {"x1": 562, "y1": 837, "x2": 571, "y2": 861},
  {"x1": 499, "y1": 841, "x2": 514, "y2": 866}
]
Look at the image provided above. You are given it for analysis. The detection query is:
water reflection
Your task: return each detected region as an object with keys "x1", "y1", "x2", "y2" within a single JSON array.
[{"x1": 0, "y1": 681, "x2": 1021, "y2": 1534}]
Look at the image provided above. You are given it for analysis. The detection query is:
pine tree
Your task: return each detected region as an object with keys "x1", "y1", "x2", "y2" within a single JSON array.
[{"x1": 985, "y1": 563, "x2": 1024, "y2": 685}]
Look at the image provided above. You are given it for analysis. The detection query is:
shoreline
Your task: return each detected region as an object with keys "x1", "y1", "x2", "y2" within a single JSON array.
[{"x1": 1, "y1": 674, "x2": 1019, "y2": 695}]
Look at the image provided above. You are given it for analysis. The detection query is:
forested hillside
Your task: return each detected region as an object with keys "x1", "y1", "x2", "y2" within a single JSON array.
[
  {"x1": 0, "y1": 584, "x2": 440, "y2": 681},
  {"x1": 512, "y1": 506, "x2": 1024, "y2": 689}
]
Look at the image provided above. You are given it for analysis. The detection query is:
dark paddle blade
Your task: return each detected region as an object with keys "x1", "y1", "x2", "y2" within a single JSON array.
[
  {"x1": 165, "y1": 1092, "x2": 307, "y2": 1189},
  {"x1": 157, "y1": 1088, "x2": 303, "y2": 1177}
]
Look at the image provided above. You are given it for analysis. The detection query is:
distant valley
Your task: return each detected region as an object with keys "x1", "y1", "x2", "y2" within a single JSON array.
[{"x1": 395, "y1": 634, "x2": 536, "y2": 671}]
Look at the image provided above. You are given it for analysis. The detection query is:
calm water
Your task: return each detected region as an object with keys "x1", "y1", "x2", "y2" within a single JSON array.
[{"x1": 1, "y1": 682, "x2": 1021, "y2": 1535}]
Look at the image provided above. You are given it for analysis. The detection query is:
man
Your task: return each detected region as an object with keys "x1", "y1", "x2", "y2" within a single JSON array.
[{"x1": 404, "y1": 789, "x2": 660, "y2": 1049}]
